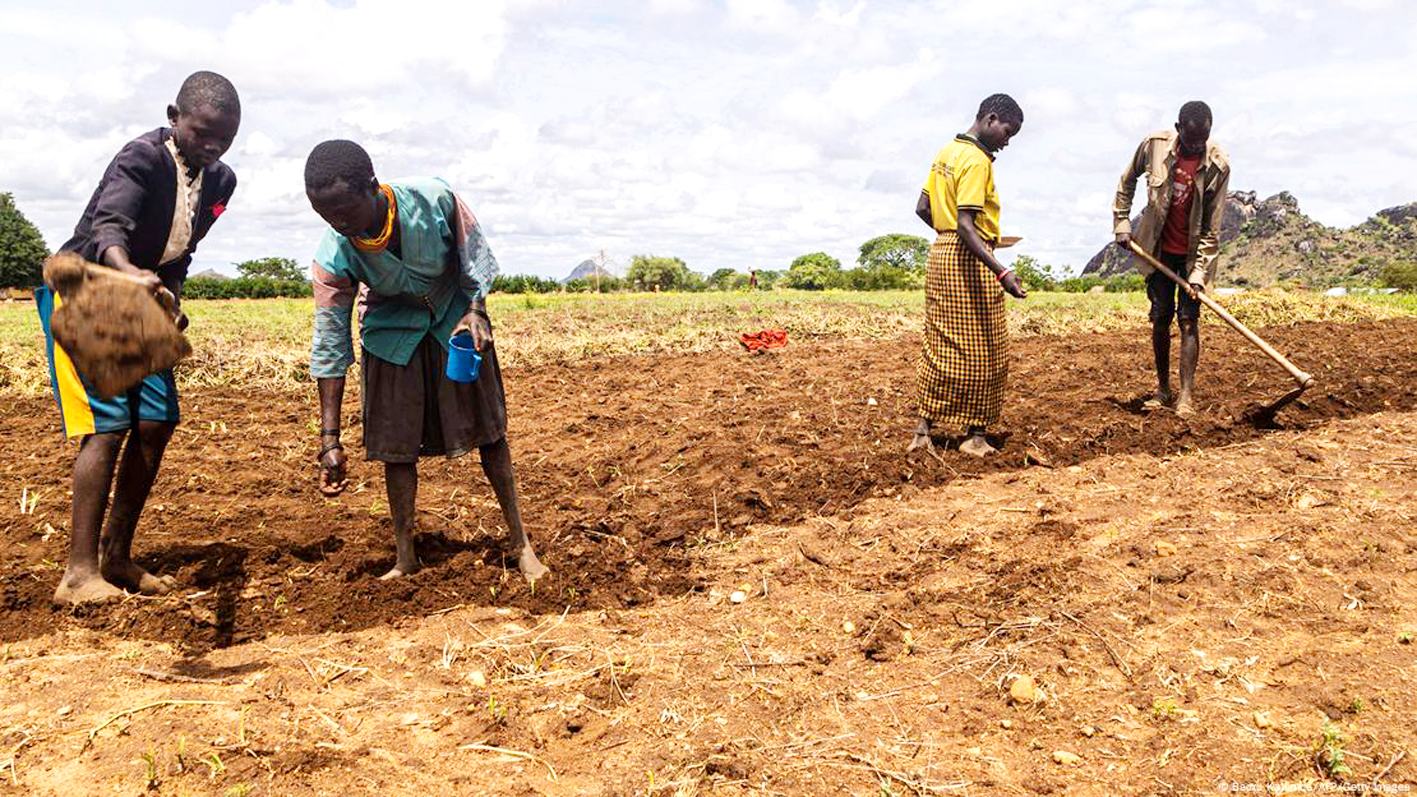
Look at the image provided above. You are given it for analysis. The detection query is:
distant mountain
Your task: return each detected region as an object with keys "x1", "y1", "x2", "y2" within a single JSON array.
[
  {"x1": 564, "y1": 259, "x2": 614, "y2": 284},
  {"x1": 1081, "y1": 191, "x2": 1417, "y2": 287},
  {"x1": 190, "y1": 268, "x2": 230, "y2": 280}
]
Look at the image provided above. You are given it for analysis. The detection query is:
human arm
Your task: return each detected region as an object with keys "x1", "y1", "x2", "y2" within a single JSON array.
[
  {"x1": 316, "y1": 376, "x2": 348, "y2": 495},
  {"x1": 450, "y1": 192, "x2": 499, "y2": 351},
  {"x1": 916, "y1": 191, "x2": 933, "y2": 229},
  {"x1": 90, "y1": 141, "x2": 160, "y2": 281},
  {"x1": 1113, "y1": 138, "x2": 1149, "y2": 248},
  {"x1": 310, "y1": 256, "x2": 358, "y2": 495},
  {"x1": 1192, "y1": 164, "x2": 1230, "y2": 289},
  {"x1": 957, "y1": 210, "x2": 1026, "y2": 299}
]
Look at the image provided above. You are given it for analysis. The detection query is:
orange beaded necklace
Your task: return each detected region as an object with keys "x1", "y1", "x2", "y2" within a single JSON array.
[{"x1": 352, "y1": 184, "x2": 397, "y2": 251}]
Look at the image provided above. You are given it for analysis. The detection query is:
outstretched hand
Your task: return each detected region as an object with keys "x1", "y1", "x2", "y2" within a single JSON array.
[{"x1": 319, "y1": 446, "x2": 348, "y2": 496}]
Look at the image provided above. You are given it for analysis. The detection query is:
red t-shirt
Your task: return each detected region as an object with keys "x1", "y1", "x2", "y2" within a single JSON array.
[{"x1": 1159, "y1": 153, "x2": 1202, "y2": 255}]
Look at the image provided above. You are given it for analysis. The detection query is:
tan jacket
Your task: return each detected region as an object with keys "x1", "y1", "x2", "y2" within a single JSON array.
[{"x1": 1113, "y1": 130, "x2": 1230, "y2": 286}]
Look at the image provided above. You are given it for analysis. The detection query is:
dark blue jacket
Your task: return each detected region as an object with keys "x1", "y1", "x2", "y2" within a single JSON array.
[{"x1": 61, "y1": 127, "x2": 237, "y2": 298}]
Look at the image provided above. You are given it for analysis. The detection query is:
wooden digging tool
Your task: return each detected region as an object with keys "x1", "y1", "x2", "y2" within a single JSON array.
[{"x1": 1127, "y1": 240, "x2": 1314, "y2": 424}]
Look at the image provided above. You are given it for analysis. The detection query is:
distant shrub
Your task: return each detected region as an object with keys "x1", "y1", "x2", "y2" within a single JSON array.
[
  {"x1": 1054, "y1": 273, "x2": 1145, "y2": 293},
  {"x1": 1379, "y1": 261, "x2": 1417, "y2": 291},
  {"x1": 564, "y1": 276, "x2": 627, "y2": 293},
  {"x1": 183, "y1": 276, "x2": 312, "y2": 299},
  {"x1": 492, "y1": 274, "x2": 560, "y2": 293}
]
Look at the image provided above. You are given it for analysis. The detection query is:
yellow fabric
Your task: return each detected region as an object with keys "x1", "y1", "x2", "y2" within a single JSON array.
[
  {"x1": 916, "y1": 231, "x2": 1008, "y2": 432},
  {"x1": 922, "y1": 136, "x2": 1001, "y2": 242},
  {"x1": 51, "y1": 294, "x2": 96, "y2": 437}
]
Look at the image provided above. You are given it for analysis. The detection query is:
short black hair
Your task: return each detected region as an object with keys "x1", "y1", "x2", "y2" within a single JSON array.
[
  {"x1": 1179, "y1": 100, "x2": 1212, "y2": 127},
  {"x1": 977, "y1": 93, "x2": 1024, "y2": 125},
  {"x1": 304, "y1": 140, "x2": 376, "y2": 192},
  {"x1": 175, "y1": 71, "x2": 240, "y2": 117}
]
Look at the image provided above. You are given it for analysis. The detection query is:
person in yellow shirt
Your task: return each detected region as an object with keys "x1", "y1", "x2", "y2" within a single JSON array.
[{"x1": 909, "y1": 94, "x2": 1027, "y2": 456}]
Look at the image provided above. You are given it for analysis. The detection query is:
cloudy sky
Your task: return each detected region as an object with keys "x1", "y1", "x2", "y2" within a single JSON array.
[{"x1": 3, "y1": 0, "x2": 1415, "y2": 279}]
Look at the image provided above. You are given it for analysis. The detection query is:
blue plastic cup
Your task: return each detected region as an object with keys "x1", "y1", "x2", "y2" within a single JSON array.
[{"x1": 446, "y1": 333, "x2": 482, "y2": 383}]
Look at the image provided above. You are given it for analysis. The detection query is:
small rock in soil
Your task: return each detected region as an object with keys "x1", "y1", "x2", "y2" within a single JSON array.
[{"x1": 1009, "y1": 674, "x2": 1042, "y2": 705}]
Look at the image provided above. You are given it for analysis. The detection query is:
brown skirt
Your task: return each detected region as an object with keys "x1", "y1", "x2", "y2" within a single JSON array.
[{"x1": 361, "y1": 333, "x2": 507, "y2": 463}]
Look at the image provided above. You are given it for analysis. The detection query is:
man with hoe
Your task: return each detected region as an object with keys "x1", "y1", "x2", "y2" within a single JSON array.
[{"x1": 1113, "y1": 100, "x2": 1231, "y2": 417}]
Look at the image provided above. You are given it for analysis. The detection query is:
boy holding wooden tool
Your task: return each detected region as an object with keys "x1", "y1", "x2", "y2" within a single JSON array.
[{"x1": 38, "y1": 72, "x2": 241, "y2": 604}]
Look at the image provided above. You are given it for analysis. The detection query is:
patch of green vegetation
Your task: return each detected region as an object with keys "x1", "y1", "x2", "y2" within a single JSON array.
[
  {"x1": 1315, "y1": 720, "x2": 1352, "y2": 777},
  {"x1": 1151, "y1": 697, "x2": 1178, "y2": 719}
]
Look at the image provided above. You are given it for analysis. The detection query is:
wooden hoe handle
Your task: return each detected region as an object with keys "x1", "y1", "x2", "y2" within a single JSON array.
[{"x1": 1127, "y1": 241, "x2": 1313, "y2": 388}]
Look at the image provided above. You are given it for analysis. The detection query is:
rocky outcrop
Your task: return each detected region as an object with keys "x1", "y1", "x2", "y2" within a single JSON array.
[
  {"x1": 1081, "y1": 191, "x2": 1417, "y2": 287},
  {"x1": 564, "y1": 259, "x2": 614, "y2": 284},
  {"x1": 1082, "y1": 191, "x2": 1259, "y2": 278}
]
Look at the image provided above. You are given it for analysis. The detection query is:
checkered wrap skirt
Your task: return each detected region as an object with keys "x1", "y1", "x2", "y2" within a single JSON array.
[{"x1": 915, "y1": 231, "x2": 1008, "y2": 432}]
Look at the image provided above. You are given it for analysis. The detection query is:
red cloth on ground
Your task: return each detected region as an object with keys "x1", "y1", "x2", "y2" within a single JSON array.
[{"x1": 739, "y1": 328, "x2": 789, "y2": 352}]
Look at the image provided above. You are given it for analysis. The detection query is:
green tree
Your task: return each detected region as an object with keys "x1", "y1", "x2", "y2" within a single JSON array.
[
  {"x1": 0, "y1": 193, "x2": 50, "y2": 289},
  {"x1": 1010, "y1": 255, "x2": 1059, "y2": 292},
  {"x1": 236, "y1": 257, "x2": 306, "y2": 282},
  {"x1": 627, "y1": 255, "x2": 693, "y2": 291},
  {"x1": 782, "y1": 252, "x2": 843, "y2": 290},
  {"x1": 708, "y1": 268, "x2": 739, "y2": 290},
  {"x1": 857, "y1": 234, "x2": 929, "y2": 273},
  {"x1": 753, "y1": 269, "x2": 781, "y2": 290}
]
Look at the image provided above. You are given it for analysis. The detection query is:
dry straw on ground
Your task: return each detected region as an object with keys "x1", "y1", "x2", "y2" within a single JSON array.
[{"x1": 1, "y1": 289, "x2": 1411, "y2": 397}]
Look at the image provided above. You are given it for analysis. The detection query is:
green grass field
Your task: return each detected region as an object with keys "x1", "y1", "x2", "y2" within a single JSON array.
[{"x1": 2, "y1": 289, "x2": 1414, "y2": 396}]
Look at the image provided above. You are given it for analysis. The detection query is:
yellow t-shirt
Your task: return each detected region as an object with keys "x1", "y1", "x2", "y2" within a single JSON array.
[{"x1": 922, "y1": 135, "x2": 1001, "y2": 242}]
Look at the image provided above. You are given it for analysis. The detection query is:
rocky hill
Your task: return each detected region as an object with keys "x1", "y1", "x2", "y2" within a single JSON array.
[
  {"x1": 1081, "y1": 191, "x2": 1417, "y2": 287},
  {"x1": 564, "y1": 258, "x2": 615, "y2": 284}
]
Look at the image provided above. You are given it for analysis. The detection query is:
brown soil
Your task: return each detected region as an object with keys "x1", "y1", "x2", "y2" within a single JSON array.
[
  {"x1": 44, "y1": 253, "x2": 190, "y2": 399},
  {"x1": 1, "y1": 320, "x2": 1415, "y2": 795},
  {"x1": 2, "y1": 320, "x2": 1415, "y2": 652}
]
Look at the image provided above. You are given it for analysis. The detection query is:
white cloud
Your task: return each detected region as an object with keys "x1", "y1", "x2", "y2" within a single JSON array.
[{"x1": 2, "y1": 0, "x2": 1414, "y2": 280}]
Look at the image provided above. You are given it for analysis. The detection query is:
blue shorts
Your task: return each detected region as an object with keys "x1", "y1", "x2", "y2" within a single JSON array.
[{"x1": 35, "y1": 286, "x2": 180, "y2": 438}]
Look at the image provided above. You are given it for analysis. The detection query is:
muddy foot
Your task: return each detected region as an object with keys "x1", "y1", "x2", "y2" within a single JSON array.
[
  {"x1": 958, "y1": 434, "x2": 997, "y2": 457},
  {"x1": 101, "y1": 560, "x2": 176, "y2": 595},
  {"x1": 1142, "y1": 390, "x2": 1174, "y2": 411},
  {"x1": 1174, "y1": 400, "x2": 1197, "y2": 418},
  {"x1": 53, "y1": 572, "x2": 126, "y2": 605},
  {"x1": 906, "y1": 433, "x2": 935, "y2": 453},
  {"x1": 378, "y1": 561, "x2": 421, "y2": 580},
  {"x1": 518, "y1": 548, "x2": 550, "y2": 586}
]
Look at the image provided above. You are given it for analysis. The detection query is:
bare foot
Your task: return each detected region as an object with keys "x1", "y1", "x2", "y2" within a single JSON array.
[
  {"x1": 906, "y1": 432, "x2": 935, "y2": 453},
  {"x1": 1174, "y1": 399, "x2": 1197, "y2": 418},
  {"x1": 101, "y1": 560, "x2": 176, "y2": 595},
  {"x1": 1142, "y1": 390, "x2": 1174, "y2": 410},
  {"x1": 958, "y1": 434, "x2": 997, "y2": 457},
  {"x1": 378, "y1": 560, "x2": 421, "y2": 580},
  {"x1": 517, "y1": 547, "x2": 550, "y2": 586},
  {"x1": 53, "y1": 571, "x2": 125, "y2": 605}
]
